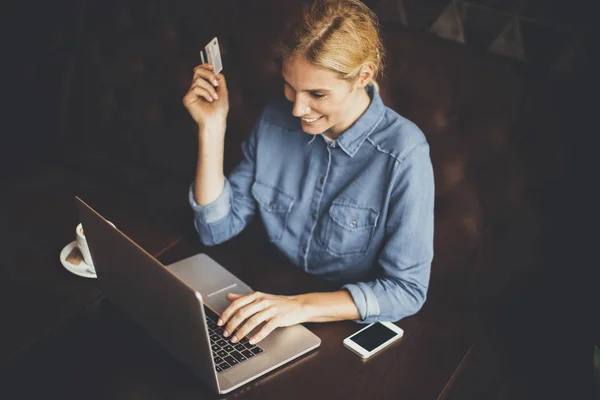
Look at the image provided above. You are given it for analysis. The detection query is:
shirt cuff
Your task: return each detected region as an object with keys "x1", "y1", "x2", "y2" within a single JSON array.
[
  {"x1": 342, "y1": 282, "x2": 381, "y2": 323},
  {"x1": 188, "y1": 180, "x2": 232, "y2": 224}
]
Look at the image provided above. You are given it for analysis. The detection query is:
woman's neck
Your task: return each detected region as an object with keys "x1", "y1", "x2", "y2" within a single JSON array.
[{"x1": 325, "y1": 87, "x2": 372, "y2": 140}]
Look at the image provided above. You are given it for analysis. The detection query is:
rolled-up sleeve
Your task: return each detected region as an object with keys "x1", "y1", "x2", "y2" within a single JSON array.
[
  {"x1": 342, "y1": 142, "x2": 435, "y2": 323},
  {"x1": 189, "y1": 179, "x2": 232, "y2": 224},
  {"x1": 189, "y1": 118, "x2": 262, "y2": 246}
]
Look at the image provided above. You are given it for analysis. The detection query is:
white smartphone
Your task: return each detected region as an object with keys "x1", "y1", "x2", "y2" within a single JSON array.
[
  {"x1": 199, "y1": 36, "x2": 223, "y2": 75},
  {"x1": 343, "y1": 322, "x2": 404, "y2": 359}
]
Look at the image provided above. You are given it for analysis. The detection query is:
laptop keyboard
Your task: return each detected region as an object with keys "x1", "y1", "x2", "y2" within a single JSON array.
[{"x1": 204, "y1": 306, "x2": 264, "y2": 373}]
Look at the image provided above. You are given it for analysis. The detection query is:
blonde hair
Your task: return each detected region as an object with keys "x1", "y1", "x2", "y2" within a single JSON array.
[{"x1": 275, "y1": 0, "x2": 385, "y2": 91}]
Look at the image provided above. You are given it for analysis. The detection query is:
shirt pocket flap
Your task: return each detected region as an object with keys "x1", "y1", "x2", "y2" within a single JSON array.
[
  {"x1": 251, "y1": 182, "x2": 294, "y2": 213},
  {"x1": 329, "y1": 203, "x2": 379, "y2": 231}
]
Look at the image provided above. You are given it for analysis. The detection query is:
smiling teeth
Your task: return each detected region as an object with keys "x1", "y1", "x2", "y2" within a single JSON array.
[{"x1": 303, "y1": 117, "x2": 319, "y2": 123}]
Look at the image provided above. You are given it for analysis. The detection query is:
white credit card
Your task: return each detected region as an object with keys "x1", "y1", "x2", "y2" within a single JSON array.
[{"x1": 200, "y1": 36, "x2": 223, "y2": 75}]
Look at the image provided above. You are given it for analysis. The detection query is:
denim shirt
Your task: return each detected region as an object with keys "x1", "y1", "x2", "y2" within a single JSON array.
[{"x1": 189, "y1": 84, "x2": 435, "y2": 324}]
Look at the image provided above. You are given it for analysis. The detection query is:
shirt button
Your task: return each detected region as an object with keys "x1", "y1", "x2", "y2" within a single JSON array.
[
  {"x1": 350, "y1": 220, "x2": 357, "y2": 228},
  {"x1": 312, "y1": 213, "x2": 317, "y2": 220},
  {"x1": 319, "y1": 177, "x2": 324, "y2": 185}
]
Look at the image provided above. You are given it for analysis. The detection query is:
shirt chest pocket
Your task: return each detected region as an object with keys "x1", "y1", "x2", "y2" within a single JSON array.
[
  {"x1": 319, "y1": 203, "x2": 380, "y2": 257},
  {"x1": 251, "y1": 182, "x2": 294, "y2": 243}
]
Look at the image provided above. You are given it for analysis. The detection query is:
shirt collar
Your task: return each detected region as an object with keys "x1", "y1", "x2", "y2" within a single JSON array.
[{"x1": 332, "y1": 84, "x2": 386, "y2": 157}]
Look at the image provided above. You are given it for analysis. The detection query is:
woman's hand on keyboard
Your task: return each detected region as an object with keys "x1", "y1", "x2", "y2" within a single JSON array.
[{"x1": 217, "y1": 291, "x2": 308, "y2": 345}]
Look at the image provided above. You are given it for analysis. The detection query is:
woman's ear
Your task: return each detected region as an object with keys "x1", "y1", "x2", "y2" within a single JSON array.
[{"x1": 356, "y1": 63, "x2": 375, "y2": 89}]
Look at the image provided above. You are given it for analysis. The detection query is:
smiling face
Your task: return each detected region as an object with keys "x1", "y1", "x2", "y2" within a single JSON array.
[{"x1": 281, "y1": 56, "x2": 372, "y2": 139}]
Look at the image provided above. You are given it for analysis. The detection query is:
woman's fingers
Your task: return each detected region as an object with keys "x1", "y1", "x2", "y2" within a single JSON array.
[
  {"x1": 183, "y1": 78, "x2": 215, "y2": 105},
  {"x1": 189, "y1": 64, "x2": 228, "y2": 104},
  {"x1": 232, "y1": 310, "x2": 275, "y2": 343},
  {"x1": 193, "y1": 64, "x2": 219, "y2": 87},
  {"x1": 188, "y1": 86, "x2": 214, "y2": 103},
  {"x1": 226, "y1": 293, "x2": 245, "y2": 301},
  {"x1": 224, "y1": 302, "x2": 272, "y2": 341},
  {"x1": 249, "y1": 319, "x2": 280, "y2": 344},
  {"x1": 215, "y1": 72, "x2": 227, "y2": 94},
  {"x1": 182, "y1": 85, "x2": 207, "y2": 106},
  {"x1": 191, "y1": 77, "x2": 219, "y2": 100},
  {"x1": 218, "y1": 292, "x2": 261, "y2": 327}
]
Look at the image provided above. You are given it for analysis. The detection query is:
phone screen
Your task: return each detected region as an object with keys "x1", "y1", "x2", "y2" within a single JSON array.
[{"x1": 350, "y1": 323, "x2": 398, "y2": 352}]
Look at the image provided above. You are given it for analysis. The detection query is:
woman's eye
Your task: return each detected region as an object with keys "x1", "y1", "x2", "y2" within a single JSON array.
[{"x1": 284, "y1": 82, "x2": 326, "y2": 99}]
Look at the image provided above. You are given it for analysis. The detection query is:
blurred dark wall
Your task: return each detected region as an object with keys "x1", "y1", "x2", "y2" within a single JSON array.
[
  {"x1": 1, "y1": 0, "x2": 595, "y2": 186},
  {"x1": 2, "y1": 0, "x2": 84, "y2": 183}
]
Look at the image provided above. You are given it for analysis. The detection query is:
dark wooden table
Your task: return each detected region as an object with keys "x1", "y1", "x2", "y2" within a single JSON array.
[{"x1": 1, "y1": 166, "x2": 475, "y2": 400}]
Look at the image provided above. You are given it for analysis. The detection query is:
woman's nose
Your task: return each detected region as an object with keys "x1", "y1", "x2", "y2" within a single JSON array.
[{"x1": 292, "y1": 97, "x2": 309, "y2": 117}]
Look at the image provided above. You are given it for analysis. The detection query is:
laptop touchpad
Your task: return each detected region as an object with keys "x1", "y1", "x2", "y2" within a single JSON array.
[
  {"x1": 204, "y1": 285, "x2": 240, "y2": 314},
  {"x1": 166, "y1": 253, "x2": 252, "y2": 312}
]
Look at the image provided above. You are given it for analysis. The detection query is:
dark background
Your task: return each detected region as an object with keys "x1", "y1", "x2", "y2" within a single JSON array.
[{"x1": 2, "y1": 0, "x2": 596, "y2": 190}]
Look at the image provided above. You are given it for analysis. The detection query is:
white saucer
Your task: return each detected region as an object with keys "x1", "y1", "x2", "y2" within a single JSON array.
[{"x1": 60, "y1": 241, "x2": 97, "y2": 279}]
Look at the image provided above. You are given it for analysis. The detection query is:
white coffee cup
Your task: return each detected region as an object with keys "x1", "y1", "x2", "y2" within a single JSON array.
[{"x1": 76, "y1": 221, "x2": 115, "y2": 266}]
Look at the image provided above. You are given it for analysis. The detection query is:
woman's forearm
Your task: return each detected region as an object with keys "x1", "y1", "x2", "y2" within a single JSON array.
[
  {"x1": 194, "y1": 127, "x2": 226, "y2": 205},
  {"x1": 297, "y1": 290, "x2": 360, "y2": 323}
]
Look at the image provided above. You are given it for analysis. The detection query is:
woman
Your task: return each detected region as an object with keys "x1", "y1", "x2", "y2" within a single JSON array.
[{"x1": 182, "y1": 0, "x2": 434, "y2": 346}]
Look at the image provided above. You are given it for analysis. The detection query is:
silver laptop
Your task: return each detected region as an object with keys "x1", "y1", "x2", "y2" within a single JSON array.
[{"x1": 75, "y1": 197, "x2": 321, "y2": 394}]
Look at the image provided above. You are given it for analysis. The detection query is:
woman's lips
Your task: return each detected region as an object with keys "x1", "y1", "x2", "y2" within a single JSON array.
[{"x1": 301, "y1": 116, "x2": 324, "y2": 124}]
